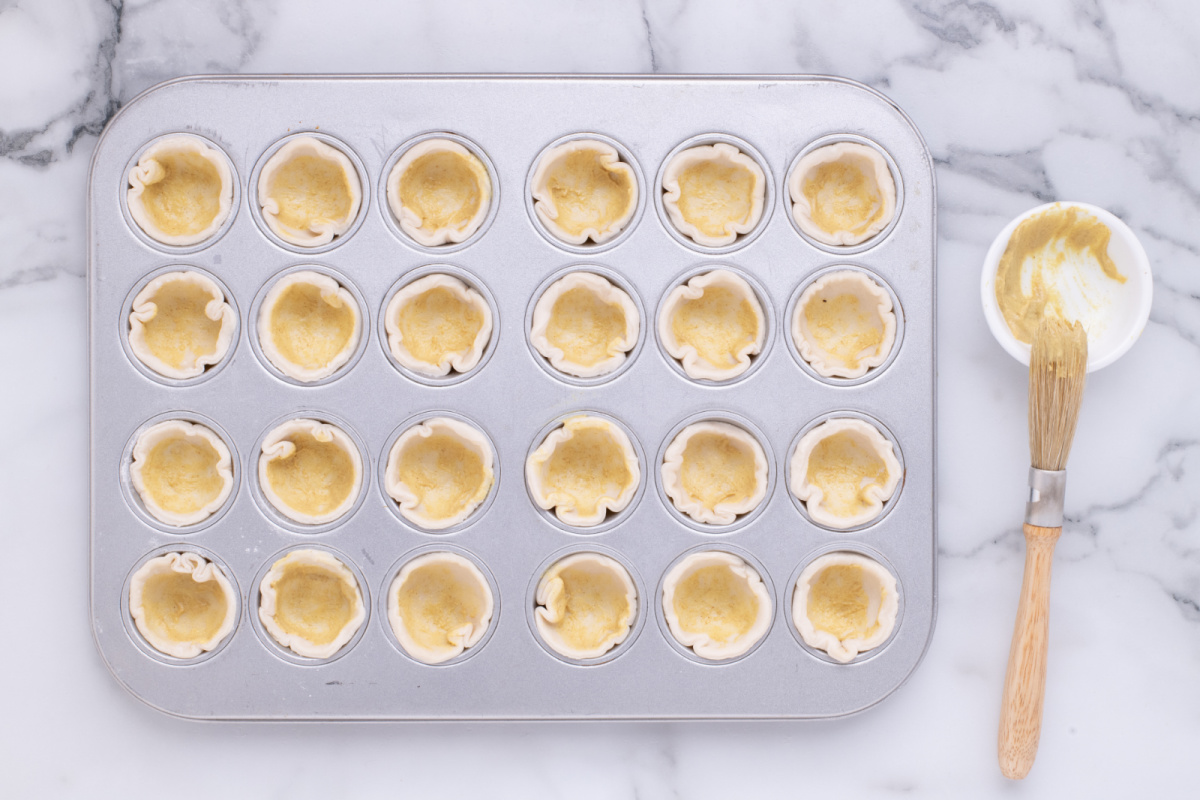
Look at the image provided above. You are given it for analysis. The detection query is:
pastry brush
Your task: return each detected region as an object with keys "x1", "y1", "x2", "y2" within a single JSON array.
[{"x1": 998, "y1": 316, "x2": 1088, "y2": 779}]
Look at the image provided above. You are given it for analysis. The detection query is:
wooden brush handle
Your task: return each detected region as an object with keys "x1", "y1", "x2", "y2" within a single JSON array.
[{"x1": 998, "y1": 523, "x2": 1061, "y2": 779}]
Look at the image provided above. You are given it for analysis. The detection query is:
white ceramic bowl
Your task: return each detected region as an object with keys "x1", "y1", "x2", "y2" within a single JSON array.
[{"x1": 980, "y1": 201, "x2": 1152, "y2": 372}]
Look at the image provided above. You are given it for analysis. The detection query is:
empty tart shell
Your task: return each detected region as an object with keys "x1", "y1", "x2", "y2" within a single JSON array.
[
  {"x1": 661, "y1": 142, "x2": 765, "y2": 247},
  {"x1": 526, "y1": 415, "x2": 640, "y2": 528},
  {"x1": 792, "y1": 552, "x2": 899, "y2": 663},
  {"x1": 384, "y1": 417, "x2": 495, "y2": 530},
  {"x1": 788, "y1": 141, "x2": 896, "y2": 246},
  {"x1": 531, "y1": 139, "x2": 638, "y2": 245},
  {"x1": 659, "y1": 269, "x2": 765, "y2": 381},
  {"x1": 258, "y1": 136, "x2": 362, "y2": 247},
  {"x1": 661, "y1": 421, "x2": 768, "y2": 525},
  {"x1": 258, "y1": 270, "x2": 361, "y2": 382},
  {"x1": 259, "y1": 549, "x2": 366, "y2": 659},
  {"x1": 385, "y1": 274, "x2": 493, "y2": 377},
  {"x1": 130, "y1": 419, "x2": 234, "y2": 527},
  {"x1": 388, "y1": 551, "x2": 494, "y2": 665},
  {"x1": 128, "y1": 270, "x2": 237, "y2": 379},
  {"x1": 792, "y1": 270, "x2": 896, "y2": 379},
  {"x1": 258, "y1": 418, "x2": 362, "y2": 525},
  {"x1": 386, "y1": 138, "x2": 492, "y2": 246},
  {"x1": 789, "y1": 418, "x2": 901, "y2": 529},
  {"x1": 530, "y1": 272, "x2": 639, "y2": 378},
  {"x1": 535, "y1": 552, "x2": 637, "y2": 660},
  {"x1": 662, "y1": 551, "x2": 772, "y2": 660},
  {"x1": 127, "y1": 136, "x2": 234, "y2": 246},
  {"x1": 129, "y1": 551, "x2": 237, "y2": 659}
]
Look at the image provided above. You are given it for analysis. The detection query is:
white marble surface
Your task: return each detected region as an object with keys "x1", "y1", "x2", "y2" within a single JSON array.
[{"x1": 2, "y1": 0, "x2": 1198, "y2": 795}]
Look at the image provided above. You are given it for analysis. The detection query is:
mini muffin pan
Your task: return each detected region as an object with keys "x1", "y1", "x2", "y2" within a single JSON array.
[{"x1": 88, "y1": 75, "x2": 936, "y2": 719}]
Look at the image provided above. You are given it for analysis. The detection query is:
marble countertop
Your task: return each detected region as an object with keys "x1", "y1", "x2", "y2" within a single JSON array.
[{"x1": 2, "y1": 0, "x2": 1197, "y2": 796}]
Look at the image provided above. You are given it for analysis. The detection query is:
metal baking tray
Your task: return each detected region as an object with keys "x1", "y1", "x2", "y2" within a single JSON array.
[{"x1": 88, "y1": 74, "x2": 937, "y2": 719}]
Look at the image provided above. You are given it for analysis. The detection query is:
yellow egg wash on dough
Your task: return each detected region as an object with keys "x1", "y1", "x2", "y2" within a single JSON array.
[
  {"x1": 141, "y1": 435, "x2": 224, "y2": 514},
  {"x1": 268, "y1": 154, "x2": 354, "y2": 230},
  {"x1": 673, "y1": 564, "x2": 759, "y2": 643},
  {"x1": 268, "y1": 282, "x2": 356, "y2": 371},
  {"x1": 671, "y1": 286, "x2": 759, "y2": 368},
  {"x1": 396, "y1": 286, "x2": 484, "y2": 366},
  {"x1": 140, "y1": 151, "x2": 223, "y2": 236},
  {"x1": 543, "y1": 564, "x2": 631, "y2": 651},
  {"x1": 265, "y1": 432, "x2": 356, "y2": 517},
  {"x1": 803, "y1": 158, "x2": 883, "y2": 237},
  {"x1": 139, "y1": 280, "x2": 223, "y2": 369},
  {"x1": 396, "y1": 563, "x2": 487, "y2": 651},
  {"x1": 141, "y1": 570, "x2": 229, "y2": 644},
  {"x1": 545, "y1": 287, "x2": 628, "y2": 367},
  {"x1": 545, "y1": 150, "x2": 634, "y2": 236},
  {"x1": 806, "y1": 431, "x2": 889, "y2": 518},
  {"x1": 396, "y1": 433, "x2": 489, "y2": 521},
  {"x1": 544, "y1": 424, "x2": 632, "y2": 518},
  {"x1": 803, "y1": 293, "x2": 885, "y2": 369},
  {"x1": 680, "y1": 432, "x2": 758, "y2": 511},
  {"x1": 269, "y1": 564, "x2": 357, "y2": 646},
  {"x1": 806, "y1": 564, "x2": 881, "y2": 641},
  {"x1": 994, "y1": 205, "x2": 1126, "y2": 343},
  {"x1": 399, "y1": 151, "x2": 485, "y2": 232},
  {"x1": 675, "y1": 160, "x2": 756, "y2": 237}
]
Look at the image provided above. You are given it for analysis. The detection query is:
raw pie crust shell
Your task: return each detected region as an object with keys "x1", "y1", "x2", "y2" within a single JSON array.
[
  {"x1": 792, "y1": 270, "x2": 897, "y2": 379},
  {"x1": 788, "y1": 142, "x2": 896, "y2": 246},
  {"x1": 127, "y1": 270, "x2": 237, "y2": 379},
  {"x1": 530, "y1": 272, "x2": 639, "y2": 378},
  {"x1": 130, "y1": 419, "x2": 234, "y2": 527},
  {"x1": 661, "y1": 421, "x2": 768, "y2": 525},
  {"x1": 127, "y1": 136, "x2": 234, "y2": 246},
  {"x1": 661, "y1": 551, "x2": 772, "y2": 660},
  {"x1": 129, "y1": 551, "x2": 237, "y2": 659},
  {"x1": 661, "y1": 142, "x2": 766, "y2": 247},
  {"x1": 257, "y1": 270, "x2": 362, "y2": 382},
  {"x1": 789, "y1": 418, "x2": 901, "y2": 529},
  {"x1": 658, "y1": 269, "x2": 765, "y2": 381},
  {"x1": 385, "y1": 274, "x2": 493, "y2": 377},
  {"x1": 384, "y1": 417, "x2": 495, "y2": 530},
  {"x1": 792, "y1": 552, "x2": 899, "y2": 663},
  {"x1": 526, "y1": 415, "x2": 640, "y2": 528},
  {"x1": 388, "y1": 552, "x2": 494, "y2": 665},
  {"x1": 386, "y1": 138, "x2": 492, "y2": 246},
  {"x1": 531, "y1": 139, "x2": 638, "y2": 245},
  {"x1": 257, "y1": 136, "x2": 362, "y2": 247},
  {"x1": 258, "y1": 418, "x2": 362, "y2": 525},
  {"x1": 258, "y1": 549, "x2": 366, "y2": 659},
  {"x1": 535, "y1": 552, "x2": 637, "y2": 660}
]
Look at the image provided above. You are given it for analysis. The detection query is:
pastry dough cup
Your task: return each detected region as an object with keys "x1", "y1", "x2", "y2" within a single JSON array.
[
  {"x1": 526, "y1": 415, "x2": 641, "y2": 529},
  {"x1": 534, "y1": 552, "x2": 638, "y2": 661},
  {"x1": 258, "y1": 548, "x2": 367, "y2": 660},
  {"x1": 792, "y1": 551, "x2": 899, "y2": 663},
  {"x1": 788, "y1": 140, "x2": 896, "y2": 247},
  {"x1": 257, "y1": 135, "x2": 363, "y2": 247},
  {"x1": 661, "y1": 142, "x2": 766, "y2": 247},
  {"x1": 530, "y1": 271, "x2": 639, "y2": 378},
  {"x1": 127, "y1": 270, "x2": 237, "y2": 380},
  {"x1": 661, "y1": 550, "x2": 772, "y2": 661},
  {"x1": 384, "y1": 273, "x2": 494, "y2": 378},
  {"x1": 789, "y1": 417, "x2": 902, "y2": 530},
  {"x1": 658, "y1": 268, "x2": 766, "y2": 381},
  {"x1": 384, "y1": 416, "x2": 495, "y2": 531},
  {"x1": 531, "y1": 138, "x2": 639, "y2": 246},
  {"x1": 128, "y1": 551, "x2": 238, "y2": 660},
  {"x1": 661, "y1": 420, "x2": 769, "y2": 526},
  {"x1": 387, "y1": 551, "x2": 494, "y2": 665},
  {"x1": 257, "y1": 418, "x2": 363, "y2": 526},
  {"x1": 126, "y1": 135, "x2": 234, "y2": 247},
  {"x1": 386, "y1": 138, "x2": 492, "y2": 247},
  {"x1": 257, "y1": 269, "x2": 363, "y2": 382},
  {"x1": 130, "y1": 419, "x2": 234, "y2": 527},
  {"x1": 791, "y1": 269, "x2": 897, "y2": 379}
]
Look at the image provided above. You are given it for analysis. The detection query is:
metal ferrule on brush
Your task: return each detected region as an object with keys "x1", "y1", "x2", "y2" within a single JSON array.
[{"x1": 1025, "y1": 467, "x2": 1066, "y2": 528}]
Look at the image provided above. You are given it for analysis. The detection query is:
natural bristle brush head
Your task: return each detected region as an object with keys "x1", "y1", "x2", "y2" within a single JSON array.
[{"x1": 1028, "y1": 317, "x2": 1088, "y2": 472}]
